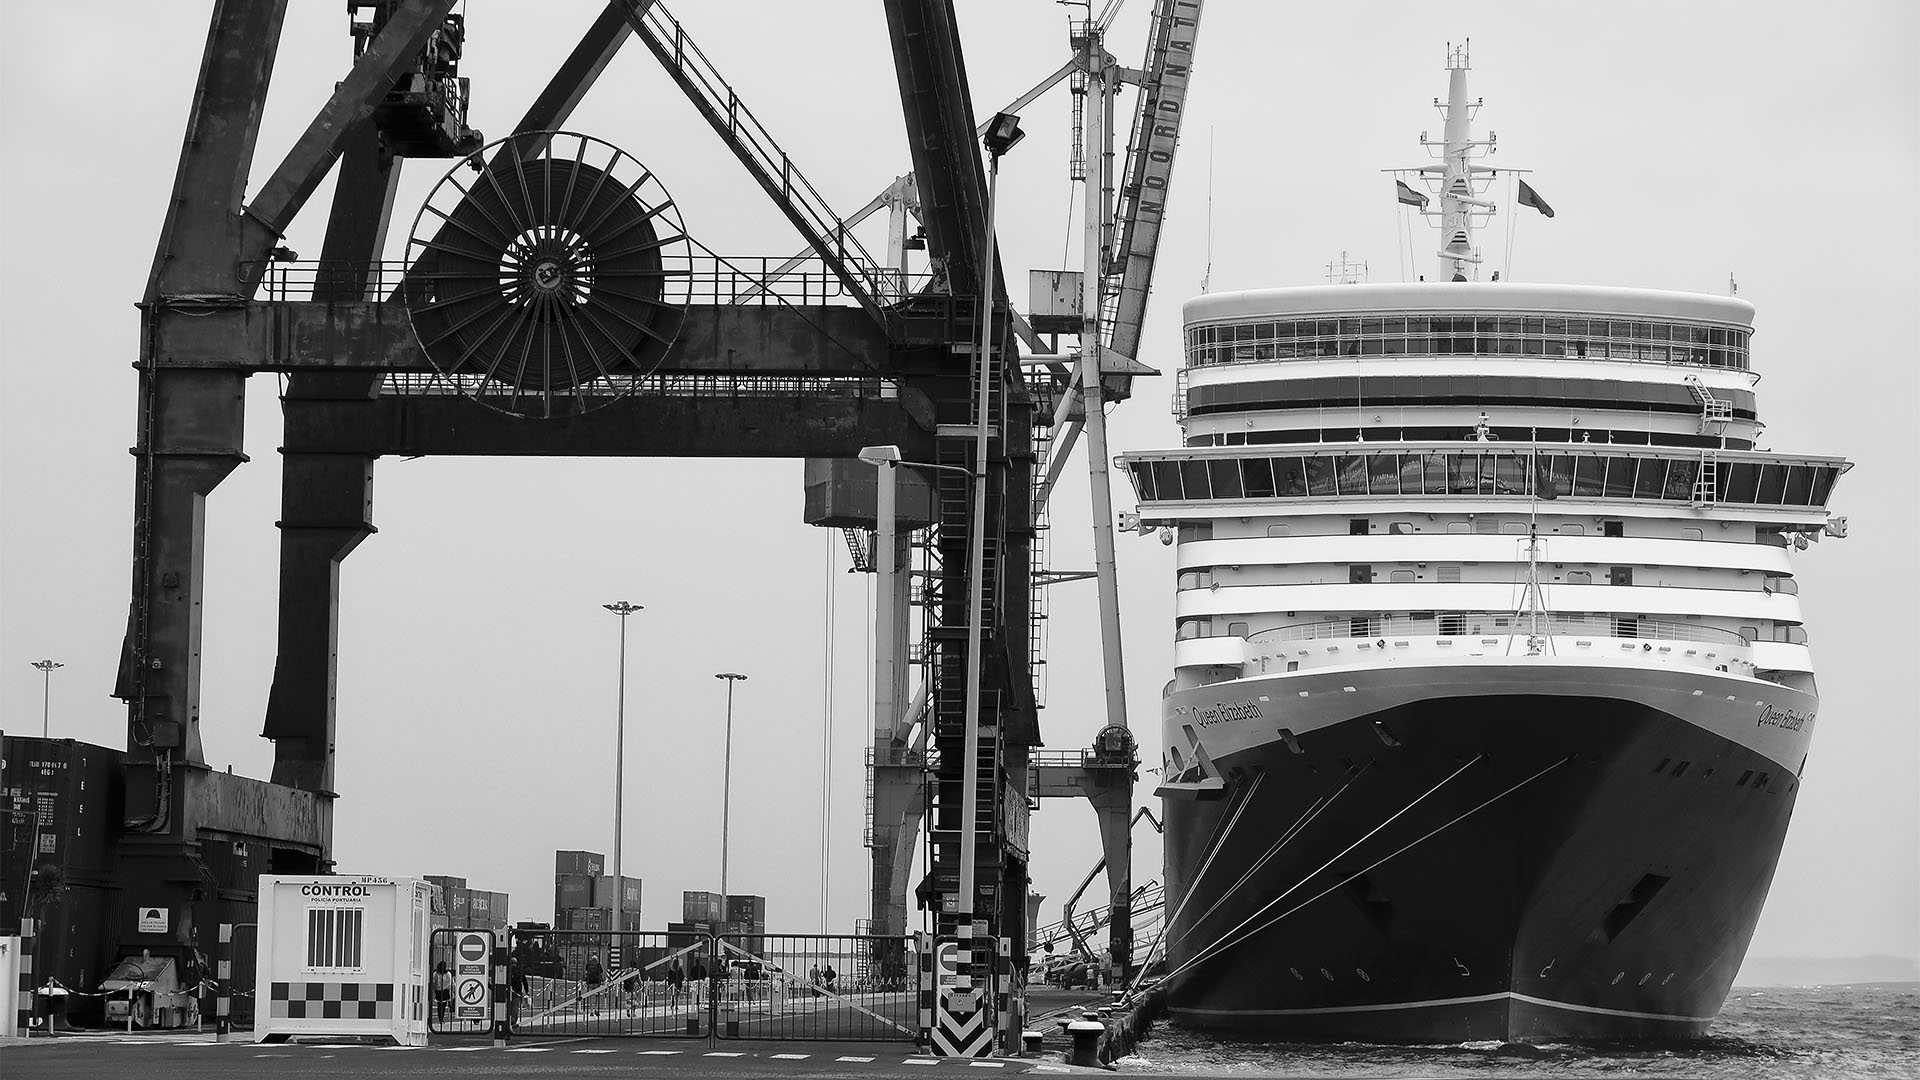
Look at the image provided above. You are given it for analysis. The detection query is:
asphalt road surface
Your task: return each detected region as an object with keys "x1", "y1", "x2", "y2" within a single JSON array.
[{"x1": 1, "y1": 1033, "x2": 1087, "y2": 1079}]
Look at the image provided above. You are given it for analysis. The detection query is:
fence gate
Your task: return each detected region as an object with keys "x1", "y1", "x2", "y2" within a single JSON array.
[
  {"x1": 710, "y1": 932, "x2": 919, "y2": 1042},
  {"x1": 497, "y1": 927, "x2": 711, "y2": 1038}
]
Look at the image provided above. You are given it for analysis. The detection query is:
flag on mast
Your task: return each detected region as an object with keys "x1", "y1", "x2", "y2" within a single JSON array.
[
  {"x1": 1395, "y1": 179, "x2": 1429, "y2": 209},
  {"x1": 1517, "y1": 179, "x2": 1555, "y2": 218}
]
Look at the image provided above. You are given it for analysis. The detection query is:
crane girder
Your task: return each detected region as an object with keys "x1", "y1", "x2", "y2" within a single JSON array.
[{"x1": 1106, "y1": 0, "x2": 1203, "y2": 363}]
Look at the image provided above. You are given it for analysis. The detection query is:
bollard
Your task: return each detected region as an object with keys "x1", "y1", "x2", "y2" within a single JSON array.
[
  {"x1": 1066, "y1": 1019, "x2": 1105, "y2": 1068},
  {"x1": 215, "y1": 923, "x2": 232, "y2": 1043},
  {"x1": 1021, "y1": 1030, "x2": 1044, "y2": 1055}
]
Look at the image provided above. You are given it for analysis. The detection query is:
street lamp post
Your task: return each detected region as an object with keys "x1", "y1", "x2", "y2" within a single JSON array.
[
  {"x1": 603, "y1": 601, "x2": 643, "y2": 969},
  {"x1": 30, "y1": 660, "x2": 64, "y2": 739},
  {"x1": 953, "y1": 109, "x2": 1026, "y2": 994},
  {"x1": 714, "y1": 672, "x2": 747, "y2": 926}
]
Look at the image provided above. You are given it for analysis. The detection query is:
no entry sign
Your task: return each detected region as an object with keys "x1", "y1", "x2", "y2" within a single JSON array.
[{"x1": 455, "y1": 931, "x2": 490, "y2": 1020}]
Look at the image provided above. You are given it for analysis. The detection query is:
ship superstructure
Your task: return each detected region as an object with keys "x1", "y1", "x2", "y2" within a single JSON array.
[{"x1": 1118, "y1": 46, "x2": 1850, "y2": 1041}]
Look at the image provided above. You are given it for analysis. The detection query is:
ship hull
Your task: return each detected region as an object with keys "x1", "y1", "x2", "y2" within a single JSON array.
[{"x1": 1162, "y1": 691, "x2": 1801, "y2": 1042}]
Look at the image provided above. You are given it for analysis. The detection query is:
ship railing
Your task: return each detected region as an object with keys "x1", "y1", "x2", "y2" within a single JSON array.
[{"x1": 1246, "y1": 612, "x2": 1750, "y2": 649}]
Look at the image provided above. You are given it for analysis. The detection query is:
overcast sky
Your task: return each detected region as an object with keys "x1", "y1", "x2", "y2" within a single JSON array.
[{"x1": 2, "y1": 2, "x2": 1913, "y2": 974}]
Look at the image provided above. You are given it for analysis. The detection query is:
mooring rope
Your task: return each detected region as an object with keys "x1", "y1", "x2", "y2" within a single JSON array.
[
  {"x1": 1172, "y1": 760, "x2": 1370, "y2": 947},
  {"x1": 1166, "y1": 754, "x2": 1567, "y2": 987},
  {"x1": 1156, "y1": 754, "x2": 1483, "y2": 988},
  {"x1": 1129, "y1": 763, "x2": 1368, "y2": 1000},
  {"x1": 1123, "y1": 771, "x2": 1267, "y2": 988}
]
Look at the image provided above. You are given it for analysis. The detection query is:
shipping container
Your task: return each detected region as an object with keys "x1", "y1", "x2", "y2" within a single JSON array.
[
  {"x1": 468, "y1": 890, "x2": 493, "y2": 922},
  {"x1": 591, "y1": 874, "x2": 643, "y2": 911},
  {"x1": 423, "y1": 874, "x2": 466, "y2": 892},
  {"x1": 2, "y1": 737, "x2": 123, "y2": 933},
  {"x1": 555, "y1": 873, "x2": 593, "y2": 913},
  {"x1": 681, "y1": 890, "x2": 724, "y2": 923},
  {"x1": 558, "y1": 906, "x2": 610, "y2": 931},
  {"x1": 554, "y1": 850, "x2": 605, "y2": 878},
  {"x1": 490, "y1": 891, "x2": 509, "y2": 927},
  {"x1": 449, "y1": 887, "x2": 471, "y2": 923},
  {"x1": 725, "y1": 894, "x2": 767, "y2": 924}
]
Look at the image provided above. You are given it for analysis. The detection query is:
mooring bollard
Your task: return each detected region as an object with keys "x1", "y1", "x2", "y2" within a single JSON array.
[
  {"x1": 1022, "y1": 1029, "x2": 1044, "y2": 1055},
  {"x1": 1066, "y1": 1019, "x2": 1105, "y2": 1067}
]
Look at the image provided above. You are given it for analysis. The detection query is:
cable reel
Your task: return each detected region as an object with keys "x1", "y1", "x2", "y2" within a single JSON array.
[{"x1": 403, "y1": 131, "x2": 691, "y2": 419}]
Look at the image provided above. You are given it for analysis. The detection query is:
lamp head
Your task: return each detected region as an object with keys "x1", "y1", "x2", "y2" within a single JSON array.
[
  {"x1": 983, "y1": 111, "x2": 1025, "y2": 157},
  {"x1": 857, "y1": 444, "x2": 903, "y2": 467}
]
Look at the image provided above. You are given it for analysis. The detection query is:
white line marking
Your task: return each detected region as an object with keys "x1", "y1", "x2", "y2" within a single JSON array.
[
  {"x1": 572, "y1": 1048, "x2": 618, "y2": 1054},
  {"x1": 905, "y1": 1058, "x2": 941, "y2": 1066},
  {"x1": 968, "y1": 1062, "x2": 1006, "y2": 1068},
  {"x1": 505, "y1": 1046, "x2": 553, "y2": 1052},
  {"x1": 837, "y1": 1055, "x2": 877, "y2": 1062},
  {"x1": 771, "y1": 1053, "x2": 811, "y2": 1059},
  {"x1": 705, "y1": 1051, "x2": 746, "y2": 1057},
  {"x1": 438, "y1": 1045, "x2": 490, "y2": 1051},
  {"x1": 636, "y1": 1049, "x2": 684, "y2": 1054}
]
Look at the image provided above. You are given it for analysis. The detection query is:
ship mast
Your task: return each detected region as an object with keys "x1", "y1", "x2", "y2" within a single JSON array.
[{"x1": 1420, "y1": 43, "x2": 1497, "y2": 281}]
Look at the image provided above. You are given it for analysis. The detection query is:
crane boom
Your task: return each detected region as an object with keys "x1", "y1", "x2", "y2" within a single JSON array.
[{"x1": 1105, "y1": 0, "x2": 1203, "y2": 363}]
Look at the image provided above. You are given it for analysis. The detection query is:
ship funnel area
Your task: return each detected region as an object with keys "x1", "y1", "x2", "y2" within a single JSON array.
[{"x1": 1412, "y1": 42, "x2": 1498, "y2": 281}]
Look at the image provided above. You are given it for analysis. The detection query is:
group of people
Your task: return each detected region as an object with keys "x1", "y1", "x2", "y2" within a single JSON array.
[{"x1": 430, "y1": 960, "x2": 527, "y2": 1028}]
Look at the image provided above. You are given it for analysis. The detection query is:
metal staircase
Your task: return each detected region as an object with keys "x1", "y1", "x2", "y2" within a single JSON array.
[
  {"x1": 623, "y1": 0, "x2": 902, "y2": 323},
  {"x1": 1684, "y1": 374, "x2": 1733, "y2": 434},
  {"x1": 1693, "y1": 449, "x2": 1720, "y2": 507}
]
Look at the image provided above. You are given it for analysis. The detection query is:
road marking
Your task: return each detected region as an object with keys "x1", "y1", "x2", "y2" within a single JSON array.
[
  {"x1": 572, "y1": 1048, "x2": 618, "y2": 1053},
  {"x1": 439, "y1": 1045, "x2": 490, "y2": 1051},
  {"x1": 374, "y1": 1046, "x2": 422, "y2": 1051},
  {"x1": 253, "y1": 1054, "x2": 291, "y2": 1058},
  {"x1": 837, "y1": 1055, "x2": 877, "y2": 1062},
  {"x1": 968, "y1": 1062, "x2": 1006, "y2": 1068},
  {"x1": 705, "y1": 1051, "x2": 746, "y2": 1057},
  {"x1": 1033, "y1": 1067, "x2": 1072, "y2": 1073},
  {"x1": 505, "y1": 1046, "x2": 553, "y2": 1052},
  {"x1": 905, "y1": 1058, "x2": 941, "y2": 1066},
  {"x1": 636, "y1": 1049, "x2": 683, "y2": 1055},
  {"x1": 771, "y1": 1053, "x2": 810, "y2": 1059}
]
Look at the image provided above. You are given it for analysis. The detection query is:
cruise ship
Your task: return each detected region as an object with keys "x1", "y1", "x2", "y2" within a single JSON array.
[{"x1": 1118, "y1": 47, "x2": 1851, "y2": 1042}]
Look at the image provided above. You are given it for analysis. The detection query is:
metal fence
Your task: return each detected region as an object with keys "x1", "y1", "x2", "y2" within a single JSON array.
[{"x1": 495, "y1": 928, "x2": 918, "y2": 1042}]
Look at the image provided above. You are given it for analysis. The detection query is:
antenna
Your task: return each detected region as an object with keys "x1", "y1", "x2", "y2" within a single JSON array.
[
  {"x1": 1325, "y1": 250, "x2": 1368, "y2": 285},
  {"x1": 1201, "y1": 128, "x2": 1215, "y2": 293}
]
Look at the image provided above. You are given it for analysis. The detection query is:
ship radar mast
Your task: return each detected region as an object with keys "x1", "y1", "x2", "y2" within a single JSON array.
[{"x1": 1412, "y1": 42, "x2": 1498, "y2": 281}]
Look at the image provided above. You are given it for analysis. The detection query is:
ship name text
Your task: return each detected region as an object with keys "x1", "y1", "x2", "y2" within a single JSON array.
[
  {"x1": 1178, "y1": 699, "x2": 1266, "y2": 728},
  {"x1": 1755, "y1": 704, "x2": 1814, "y2": 732}
]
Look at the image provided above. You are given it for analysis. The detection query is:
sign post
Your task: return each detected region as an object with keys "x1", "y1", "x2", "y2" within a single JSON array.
[{"x1": 454, "y1": 931, "x2": 490, "y2": 1026}]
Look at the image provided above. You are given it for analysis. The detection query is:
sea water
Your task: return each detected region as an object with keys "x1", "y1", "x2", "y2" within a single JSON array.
[{"x1": 1113, "y1": 984, "x2": 1918, "y2": 1078}]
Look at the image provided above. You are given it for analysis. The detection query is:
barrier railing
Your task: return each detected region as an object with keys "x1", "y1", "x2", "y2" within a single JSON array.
[{"x1": 1247, "y1": 612, "x2": 1749, "y2": 648}]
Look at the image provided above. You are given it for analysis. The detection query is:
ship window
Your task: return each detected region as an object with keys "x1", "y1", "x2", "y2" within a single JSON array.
[
  {"x1": 1757, "y1": 463, "x2": 1790, "y2": 505},
  {"x1": 1735, "y1": 770, "x2": 1753, "y2": 787},
  {"x1": 1367, "y1": 454, "x2": 1400, "y2": 495},
  {"x1": 1783, "y1": 465, "x2": 1814, "y2": 506},
  {"x1": 1389, "y1": 522, "x2": 1414, "y2": 535},
  {"x1": 1559, "y1": 524, "x2": 1584, "y2": 535},
  {"x1": 1350, "y1": 564, "x2": 1373, "y2": 584},
  {"x1": 1502, "y1": 522, "x2": 1528, "y2": 534},
  {"x1": 1722, "y1": 462, "x2": 1762, "y2": 504},
  {"x1": 1808, "y1": 466, "x2": 1838, "y2": 506},
  {"x1": 1566, "y1": 570, "x2": 1592, "y2": 584},
  {"x1": 1438, "y1": 565, "x2": 1462, "y2": 582},
  {"x1": 1680, "y1": 527, "x2": 1703, "y2": 539},
  {"x1": 1304, "y1": 456, "x2": 1336, "y2": 497},
  {"x1": 1180, "y1": 522, "x2": 1213, "y2": 542},
  {"x1": 1445, "y1": 521, "x2": 1471, "y2": 534},
  {"x1": 1603, "y1": 457, "x2": 1637, "y2": 498},
  {"x1": 1151, "y1": 461, "x2": 1184, "y2": 500},
  {"x1": 1335, "y1": 455, "x2": 1368, "y2": 495},
  {"x1": 1574, "y1": 458, "x2": 1607, "y2": 498},
  {"x1": 1422, "y1": 453, "x2": 1450, "y2": 494},
  {"x1": 1390, "y1": 569, "x2": 1416, "y2": 582},
  {"x1": 1633, "y1": 458, "x2": 1670, "y2": 499},
  {"x1": 1181, "y1": 460, "x2": 1212, "y2": 499},
  {"x1": 1227, "y1": 621, "x2": 1249, "y2": 637},
  {"x1": 1602, "y1": 520, "x2": 1625, "y2": 537},
  {"x1": 1609, "y1": 566, "x2": 1634, "y2": 587},
  {"x1": 1273, "y1": 456, "x2": 1307, "y2": 496},
  {"x1": 1474, "y1": 517, "x2": 1500, "y2": 535},
  {"x1": 1130, "y1": 462, "x2": 1157, "y2": 500},
  {"x1": 1267, "y1": 524, "x2": 1290, "y2": 537},
  {"x1": 1350, "y1": 518, "x2": 1370, "y2": 536},
  {"x1": 1209, "y1": 459, "x2": 1245, "y2": 499},
  {"x1": 1665, "y1": 459, "x2": 1699, "y2": 501},
  {"x1": 1243, "y1": 457, "x2": 1276, "y2": 498},
  {"x1": 1739, "y1": 625, "x2": 1758, "y2": 643}
]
